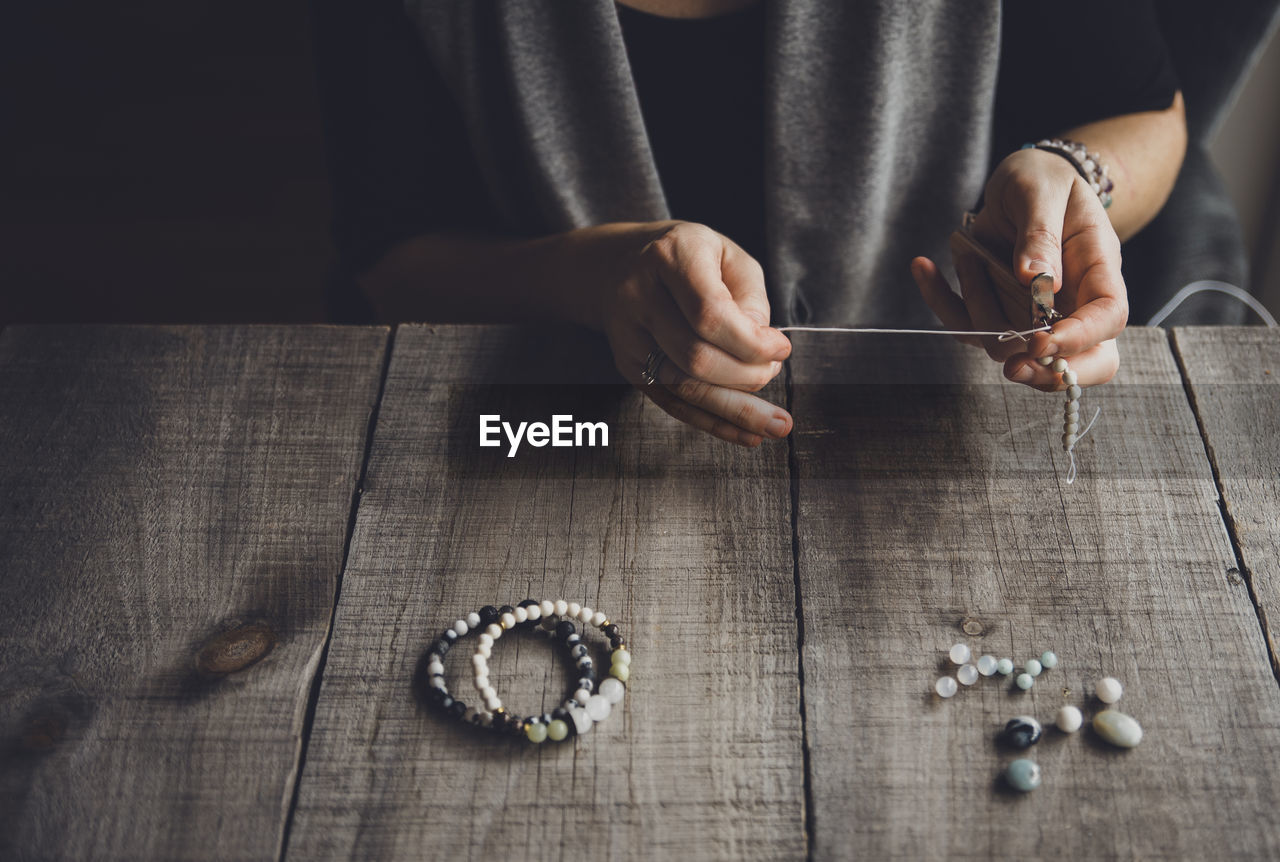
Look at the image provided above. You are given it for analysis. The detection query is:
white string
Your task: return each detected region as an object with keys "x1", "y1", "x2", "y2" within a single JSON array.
[
  {"x1": 1145, "y1": 280, "x2": 1278, "y2": 328},
  {"x1": 1064, "y1": 405, "x2": 1101, "y2": 486},
  {"x1": 777, "y1": 324, "x2": 1053, "y2": 343}
]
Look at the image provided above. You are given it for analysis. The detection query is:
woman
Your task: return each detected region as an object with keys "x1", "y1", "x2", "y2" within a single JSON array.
[{"x1": 315, "y1": 0, "x2": 1185, "y2": 446}]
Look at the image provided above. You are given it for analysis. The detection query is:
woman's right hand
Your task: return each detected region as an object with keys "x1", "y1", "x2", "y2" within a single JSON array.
[{"x1": 588, "y1": 221, "x2": 794, "y2": 447}]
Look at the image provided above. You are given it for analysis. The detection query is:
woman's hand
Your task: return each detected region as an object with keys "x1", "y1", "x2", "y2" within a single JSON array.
[
  {"x1": 591, "y1": 221, "x2": 794, "y2": 446},
  {"x1": 912, "y1": 147, "x2": 1129, "y2": 390}
]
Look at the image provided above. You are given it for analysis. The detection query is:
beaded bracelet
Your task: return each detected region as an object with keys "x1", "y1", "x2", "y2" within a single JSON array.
[
  {"x1": 474, "y1": 598, "x2": 631, "y2": 743},
  {"x1": 1022, "y1": 138, "x2": 1113, "y2": 209}
]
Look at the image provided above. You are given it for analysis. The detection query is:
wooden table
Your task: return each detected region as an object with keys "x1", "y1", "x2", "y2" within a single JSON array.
[{"x1": 1, "y1": 324, "x2": 1277, "y2": 861}]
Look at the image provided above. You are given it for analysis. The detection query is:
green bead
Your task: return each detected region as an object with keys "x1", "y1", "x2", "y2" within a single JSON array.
[
  {"x1": 525, "y1": 722, "x2": 548, "y2": 743},
  {"x1": 1040, "y1": 651, "x2": 1058, "y2": 669},
  {"x1": 610, "y1": 663, "x2": 630, "y2": 683},
  {"x1": 996, "y1": 658, "x2": 1014, "y2": 675},
  {"x1": 547, "y1": 720, "x2": 569, "y2": 742},
  {"x1": 1015, "y1": 673, "x2": 1034, "y2": 691},
  {"x1": 612, "y1": 648, "x2": 631, "y2": 667},
  {"x1": 1005, "y1": 758, "x2": 1041, "y2": 792},
  {"x1": 1025, "y1": 659, "x2": 1043, "y2": 677}
]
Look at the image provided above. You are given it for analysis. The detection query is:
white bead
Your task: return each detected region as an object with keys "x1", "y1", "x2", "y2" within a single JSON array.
[
  {"x1": 499, "y1": 612, "x2": 515, "y2": 629},
  {"x1": 976, "y1": 655, "x2": 998, "y2": 676},
  {"x1": 599, "y1": 677, "x2": 626, "y2": 704},
  {"x1": 591, "y1": 611, "x2": 608, "y2": 627},
  {"x1": 1052, "y1": 358, "x2": 1068, "y2": 373},
  {"x1": 484, "y1": 695, "x2": 501, "y2": 711},
  {"x1": 948, "y1": 643, "x2": 971, "y2": 665},
  {"x1": 486, "y1": 624, "x2": 502, "y2": 639},
  {"x1": 1055, "y1": 705, "x2": 1084, "y2": 733},
  {"x1": 1065, "y1": 400, "x2": 1079, "y2": 415},
  {"x1": 574, "y1": 688, "x2": 591, "y2": 706},
  {"x1": 1063, "y1": 433, "x2": 1077, "y2": 449},
  {"x1": 567, "y1": 602, "x2": 582, "y2": 618},
  {"x1": 1065, "y1": 421, "x2": 1078, "y2": 435},
  {"x1": 481, "y1": 685, "x2": 497, "y2": 701},
  {"x1": 427, "y1": 660, "x2": 444, "y2": 675},
  {"x1": 578, "y1": 606, "x2": 593, "y2": 623},
  {"x1": 568, "y1": 704, "x2": 593, "y2": 735},
  {"x1": 478, "y1": 633, "x2": 493, "y2": 648},
  {"x1": 452, "y1": 620, "x2": 468, "y2": 636},
  {"x1": 526, "y1": 604, "x2": 541, "y2": 621},
  {"x1": 934, "y1": 676, "x2": 958, "y2": 698},
  {"x1": 466, "y1": 612, "x2": 481, "y2": 628},
  {"x1": 1090, "y1": 180, "x2": 1101, "y2": 193},
  {"x1": 1062, "y1": 370, "x2": 1077, "y2": 386},
  {"x1": 957, "y1": 664, "x2": 979, "y2": 685},
  {"x1": 1068, "y1": 384, "x2": 1082, "y2": 400},
  {"x1": 474, "y1": 674, "x2": 488, "y2": 690},
  {"x1": 585, "y1": 694, "x2": 612, "y2": 722},
  {"x1": 477, "y1": 643, "x2": 491, "y2": 659},
  {"x1": 1036, "y1": 356, "x2": 1055, "y2": 366},
  {"x1": 471, "y1": 654, "x2": 486, "y2": 669},
  {"x1": 513, "y1": 607, "x2": 528, "y2": 624},
  {"x1": 539, "y1": 600, "x2": 555, "y2": 616},
  {"x1": 429, "y1": 677, "x2": 445, "y2": 689},
  {"x1": 554, "y1": 600, "x2": 568, "y2": 616},
  {"x1": 1096, "y1": 676, "x2": 1123, "y2": 704}
]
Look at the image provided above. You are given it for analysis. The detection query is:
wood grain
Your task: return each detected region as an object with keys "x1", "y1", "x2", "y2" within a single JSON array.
[
  {"x1": 788, "y1": 327, "x2": 1280, "y2": 859},
  {"x1": 287, "y1": 325, "x2": 807, "y2": 861},
  {"x1": 0, "y1": 325, "x2": 387, "y2": 861},
  {"x1": 1173, "y1": 326, "x2": 1280, "y2": 677}
]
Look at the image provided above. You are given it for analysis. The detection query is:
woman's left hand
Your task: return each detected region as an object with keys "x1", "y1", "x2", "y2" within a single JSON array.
[{"x1": 911, "y1": 146, "x2": 1129, "y2": 390}]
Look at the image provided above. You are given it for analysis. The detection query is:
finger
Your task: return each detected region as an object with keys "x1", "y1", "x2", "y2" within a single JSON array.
[
  {"x1": 1005, "y1": 174, "x2": 1070, "y2": 289},
  {"x1": 720, "y1": 240, "x2": 774, "y2": 328},
  {"x1": 645, "y1": 286, "x2": 782, "y2": 391},
  {"x1": 953, "y1": 251, "x2": 1024, "y2": 362},
  {"x1": 1003, "y1": 339, "x2": 1120, "y2": 391},
  {"x1": 647, "y1": 225, "x2": 791, "y2": 364},
  {"x1": 656, "y1": 360, "x2": 793, "y2": 440},
  {"x1": 911, "y1": 256, "x2": 981, "y2": 347},
  {"x1": 643, "y1": 384, "x2": 765, "y2": 448}
]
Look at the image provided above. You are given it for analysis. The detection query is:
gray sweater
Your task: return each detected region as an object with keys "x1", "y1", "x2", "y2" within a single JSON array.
[{"x1": 405, "y1": 1, "x2": 1001, "y2": 326}]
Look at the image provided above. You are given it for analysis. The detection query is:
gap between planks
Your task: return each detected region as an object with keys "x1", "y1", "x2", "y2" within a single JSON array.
[
  {"x1": 1167, "y1": 329, "x2": 1280, "y2": 688},
  {"x1": 276, "y1": 327, "x2": 397, "y2": 862}
]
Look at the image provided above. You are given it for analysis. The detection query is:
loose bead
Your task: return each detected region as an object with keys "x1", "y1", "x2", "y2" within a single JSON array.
[
  {"x1": 539, "y1": 599, "x2": 555, "y2": 617},
  {"x1": 547, "y1": 719, "x2": 569, "y2": 741},
  {"x1": 1001, "y1": 716, "x2": 1043, "y2": 749},
  {"x1": 996, "y1": 658, "x2": 1014, "y2": 675},
  {"x1": 1055, "y1": 705, "x2": 1083, "y2": 733},
  {"x1": 1015, "y1": 673, "x2": 1034, "y2": 691},
  {"x1": 976, "y1": 655, "x2": 998, "y2": 676},
  {"x1": 1025, "y1": 659, "x2": 1043, "y2": 677},
  {"x1": 957, "y1": 664, "x2": 979, "y2": 685},
  {"x1": 599, "y1": 677, "x2": 626, "y2": 704},
  {"x1": 934, "y1": 676, "x2": 958, "y2": 698},
  {"x1": 585, "y1": 694, "x2": 612, "y2": 722},
  {"x1": 1095, "y1": 676, "x2": 1123, "y2": 704},
  {"x1": 1093, "y1": 709, "x2": 1143, "y2": 747},
  {"x1": 1040, "y1": 651, "x2": 1059, "y2": 669},
  {"x1": 1052, "y1": 358, "x2": 1068, "y2": 373},
  {"x1": 526, "y1": 722, "x2": 548, "y2": 743},
  {"x1": 948, "y1": 643, "x2": 971, "y2": 665},
  {"x1": 1005, "y1": 758, "x2": 1042, "y2": 792},
  {"x1": 466, "y1": 612, "x2": 481, "y2": 629},
  {"x1": 610, "y1": 663, "x2": 630, "y2": 683}
]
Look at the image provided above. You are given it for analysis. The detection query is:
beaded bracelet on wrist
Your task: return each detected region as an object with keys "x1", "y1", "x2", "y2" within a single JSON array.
[
  {"x1": 474, "y1": 598, "x2": 631, "y2": 743},
  {"x1": 1022, "y1": 138, "x2": 1113, "y2": 209}
]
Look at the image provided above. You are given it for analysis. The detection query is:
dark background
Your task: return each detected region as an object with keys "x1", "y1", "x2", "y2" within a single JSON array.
[{"x1": 1, "y1": 1, "x2": 332, "y2": 325}]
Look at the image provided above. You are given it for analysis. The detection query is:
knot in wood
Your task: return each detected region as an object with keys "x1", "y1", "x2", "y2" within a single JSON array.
[
  {"x1": 196, "y1": 624, "x2": 276, "y2": 677},
  {"x1": 961, "y1": 618, "x2": 985, "y2": 637}
]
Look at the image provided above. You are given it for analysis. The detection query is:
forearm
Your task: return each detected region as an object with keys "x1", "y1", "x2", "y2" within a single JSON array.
[
  {"x1": 359, "y1": 222, "x2": 670, "y2": 327},
  {"x1": 1057, "y1": 91, "x2": 1187, "y2": 242}
]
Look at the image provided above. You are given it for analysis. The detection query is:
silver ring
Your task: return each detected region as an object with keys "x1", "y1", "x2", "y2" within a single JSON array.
[{"x1": 640, "y1": 349, "x2": 665, "y2": 386}]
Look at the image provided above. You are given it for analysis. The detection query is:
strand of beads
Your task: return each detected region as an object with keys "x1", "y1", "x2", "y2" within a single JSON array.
[
  {"x1": 1036, "y1": 355, "x2": 1099, "y2": 484},
  {"x1": 423, "y1": 605, "x2": 531, "y2": 737}
]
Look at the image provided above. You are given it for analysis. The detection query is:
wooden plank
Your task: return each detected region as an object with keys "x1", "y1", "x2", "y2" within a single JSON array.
[
  {"x1": 789, "y1": 327, "x2": 1280, "y2": 859},
  {"x1": 287, "y1": 325, "x2": 807, "y2": 860},
  {"x1": 1173, "y1": 326, "x2": 1280, "y2": 676},
  {"x1": 0, "y1": 325, "x2": 387, "y2": 861}
]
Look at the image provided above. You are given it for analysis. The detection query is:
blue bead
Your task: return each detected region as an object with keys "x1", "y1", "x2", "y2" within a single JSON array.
[
  {"x1": 996, "y1": 658, "x2": 1014, "y2": 675},
  {"x1": 1040, "y1": 651, "x2": 1059, "y2": 669},
  {"x1": 1025, "y1": 659, "x2": 1043, "y2": 677},
  {"x1": 1005, "y1": 758, "x2": 1042, "y2": 792},
  {"x1": 1015, "y1": 673, "x2": 1034, "y2": 691}
]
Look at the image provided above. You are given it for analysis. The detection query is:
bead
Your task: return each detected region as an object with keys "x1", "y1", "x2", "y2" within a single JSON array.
[
  {"x1": 1001, "y1": 716, "x2": 1043, "y2": 749},
  {"x1": 1005, "y1": 758, "x2": 1042, "y2": 792},
  {"x1": 599, "y1": 677, "x2": 626, "y2": 704},
  {"x1": 1065, "y1": 400, "x2": 1079, "y2": 415},
  {"x1": 571, "y1": 644, "x2": 589, "y2": 659},
  {"x1": 565, "y1": 633, "x2": 581, "y2": 647},
  {"x1": 577, "y1": 606, "x2": 593, "y2": 623},
  {"x1": 934, "y1": 676, "x2": 958, "y2": 698},
  {"x1": 567, "y1": 602, "x2": 581, "y2": 618},
  {"x1": 481, "y1": 685, "x2": 497, "y2": 701},
  {"x1": 526, "y1": 604, "x2": 541, "y2": 621},
  {"x1": 554, "y1": 600, "x2": 568, "y2": 616},
  {"x1": 996, "y1": 658, "x2": 1014, "y2": 675},
  {"x1": 555, "y1": 621, "x2": 576, "y2": 641},
  {"x1": 466, "y1": 612, "x2": 481, "y2": 629},
  {"x1": 1015, "y1": 673, "x2": 1034, "y2": 691},
  {"x1": 1062, "y1": 433, "x2": 1077, "y2": 449},
  {"x1": 591, "y1": 611, "x2": 608, "y2": 627},
  {"x1": 1040, "y1": 651, "x2": 1058, "y2": 669},
  {"x1": 574, "y1": 688, "x2": 591, "y2": 706},
  {"x1": 1025, "y1": 659, "x2": 1043, "y2": 677},
  {"x1": 471, "y1": 654, "x2": 486, "y2": 669},
  {"x1": 948, "y1": 643, "x2": 971, "y2": 665},
  {"x1": 500, "y1": 612, "x2": 516, "y2": 630},
  {"x1": 479, "y1": 606, "x2": 500, "y2": 627},
  {"x1": 513, "y1": 607, "x2": 528, "y2": 624},
  {"x1": 1093, "y1": 709, "x2": 1143, "y2": 748},
  {"x1": 1095, "y1": 676, "x2": 1123, "y2": 704},
  {"x1": 1036, "y1": 356, "x2": 1055, "y2": 366},
  {"x1": 526, "y1": 721, "x2": 548, "y2": 743},
  {"x1": 547, "y1": 719, "x2": 569, "y2": 741},
  {"x1": 485, "y1": 623, "x2": 502, "y2": 639},
  {"x1": 1065, "y1": 421, "x2": 1078, "y2": 435},
  {"x1": 474, "y1": 673, "x2": 488, "y2": 690},
  {"x1": 477, "y1": 633, "x2": 492, "y2": 648},
  {"x1": 539, "y1": 599, "x2": 555, "y2": 617},
  {"x1": 1067, "y1": 384, "x2": 1082, "y2": 400},
  {"x1": 609, "y1": 636, "x2": 625, "y2": 649},
  {"x1": 957, "y1": 664, "x2": 979, "y2": 685},
  {"x1": 568, "y1": 703, "x2": 593, "y2": 735},
  {"x1": 585, "y1": 694, "x2": 612, "y2": 722},
  {"x1": 976, "y1": 655, "x2": 998, "y2": 676},
  {"x1": 1055, "y1": 705, "x2": 1083, "y2": 733},
  {"x1": 612, "y1": 648, "x2": 632, "y2": 667},
  {"x1": 1052, "y1": 358, "x2": 1068, "y2": 373},
  {"x1": 610, "y1": 663, "x2": 630, "y2": 683},
  {"x1": 477, "y1": 643, "x2": 491, "y2": 659},
  {"x1": 1061, "y1": 370, "x2": 1077, "y2": 386},
  {"x1": 498, "y1": 605, "x2": 515, "y2": 617},
  {"x1": 603, "y1": 623, "x2": 620, "y2": 639},
  {"x1": 443, "y1": 629, "x2": 457, "y2": 642}
]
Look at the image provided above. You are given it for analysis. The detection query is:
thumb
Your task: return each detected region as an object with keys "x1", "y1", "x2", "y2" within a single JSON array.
[{"x1": 1011, "y1": 184, "x2": 1070, "y2": 292}]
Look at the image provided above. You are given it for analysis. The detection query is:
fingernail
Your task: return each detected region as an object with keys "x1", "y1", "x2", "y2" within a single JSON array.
[
  {"x1": 766, "y1": 416, "x2": 790, "y2": 438},
  {"x1": 1011, "y1": 364, "x2": 1034, "y2": 384},
  {"x1": 1028, "y1": 259, "x2": 1054, "y2": 275}
]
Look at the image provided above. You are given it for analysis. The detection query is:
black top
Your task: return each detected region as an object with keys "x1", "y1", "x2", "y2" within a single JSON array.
[{"x1": 313, "y1": 0, "x2": 1179, "y2": 281}]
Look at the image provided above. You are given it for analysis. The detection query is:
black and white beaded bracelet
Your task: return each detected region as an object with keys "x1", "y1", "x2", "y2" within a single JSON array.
[{"x1": 474, "y1": 598, "x2": 631, "y2": 743}]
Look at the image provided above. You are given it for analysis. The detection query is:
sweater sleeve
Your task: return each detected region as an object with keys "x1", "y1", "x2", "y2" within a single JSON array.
[
  {"x1": 993, "y1": 0, "x2": 1180, "y2": 157},
  {"x1": 311, "y1": 0, "x2": 497, "y2": 275}
]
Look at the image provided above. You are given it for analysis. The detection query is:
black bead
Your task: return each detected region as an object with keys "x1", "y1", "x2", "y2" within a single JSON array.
[
  {"x1": 443, "y1": 629, "x2": 458, "y2": 642},
  {"x1": 609, "y1": 636, "x2": 624, "y2": 649},
  {"x1": 552, "y1": 708, "x2": 570, "y2": 723},
  {"x1": 602, "y1": 624, "x2": 620, "y2": 639},
  {"x1": 499, "y1": 605, "x2": 515, "y2": 617},
  {"x1": 437, "y1": 695, "x2": 455, "y2": 711},
  {"x1": 479, "y1": 605, "x2": 500, "y2": 627},
  {"x1": 555, "y1": 621, "x2": 577, "y2": 641},
  {"x1": 1000, "y1": 716, "x2": 1043, "y2": 749},
  {"x1": 518, "y1": 599, "x2": 538, "y2": 609},
  {"x1": 448, "y1": 700, "x2": 467, "y2": 718},
  {"x1": 431, "y1": 639, "x2": 450, "y2": 656}
]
